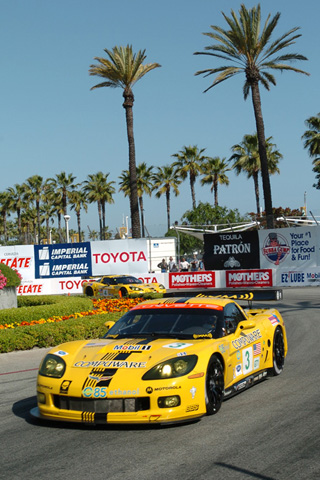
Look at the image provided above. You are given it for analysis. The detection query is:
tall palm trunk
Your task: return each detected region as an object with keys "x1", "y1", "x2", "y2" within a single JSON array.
[
  {"x1": 166, "y1": 190, "x2": 171, "y2": 231},
  {"x1": 214, "y1": 179, "x2": 218, "y2": 207},
  {"x1": 138, "y1": 196, "x2": 145, "y2": 238},
  {"x1": 123, "y1": 89, "x2": 141, "y2": 239},
  {"x1": 76, "y1": 211, "x2": 82, "y2": 242},
  {"x1": 250, "y1": 82, "x2": 274, "y2": 228},
  {"x1": 97, "y1": 200, "x2": 103, "y2": 240},
  {"x1": 190, "y1": 175, "x2": 196, "y2": 209},
  {"x1": 102, "y1": 201, "x2": 106, "y2": 240},
  {"x1": 36, "y1": 199, "x2": 41, "y2": 244},
  {"x1": 253, "y1": 171, "x2": 260, "y2": 216}
]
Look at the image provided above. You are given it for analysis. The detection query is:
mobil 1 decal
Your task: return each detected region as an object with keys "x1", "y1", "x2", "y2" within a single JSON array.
[
  {"x1": 34, "y1": 242, "x2": 92, "y2": 278},
  {"x1": 203, "y1": 230, "x2": 260, "y2": 271}
]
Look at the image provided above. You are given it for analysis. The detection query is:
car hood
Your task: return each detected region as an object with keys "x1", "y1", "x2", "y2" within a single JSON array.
[{"x1": 50, "y1": 336, "x2": 210, "y2": 373}]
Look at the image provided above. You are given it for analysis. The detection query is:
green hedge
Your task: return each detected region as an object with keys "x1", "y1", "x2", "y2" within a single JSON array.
[
  {"x1": 0, "y1": 295, "x2": 93, "y2": 326},
  {"x1": 0, "y1": 262, "x2": 21, "y2": 287},
  {"x1": 0, "y1": 312, "x2": 123, "y2": 353}
]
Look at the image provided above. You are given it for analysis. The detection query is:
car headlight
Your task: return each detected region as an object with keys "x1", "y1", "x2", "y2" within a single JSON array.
[
  {"x1": 39, "y1": 354, "x2": 66, "y2": 378},
  {"x1": 142, "y1": 355, "x2": 197, "y2": 380},
  {"x1": 129, "y1": 286, "x2": 143, "y2": 291}
]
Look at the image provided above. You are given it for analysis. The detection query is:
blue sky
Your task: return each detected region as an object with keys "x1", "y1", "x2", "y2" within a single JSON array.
[{"x1": 1, "y1": 0, "x2": 319, "y2": 238}]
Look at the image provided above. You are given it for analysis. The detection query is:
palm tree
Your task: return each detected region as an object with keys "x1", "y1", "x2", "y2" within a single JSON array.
[
  {"x1": 152, "y1": 165, "x2": 181, "y2": 231},
  {"x1": 172, "y1": 145, "x2": 207, "y2": 209},
  {"x1": 40, "y1": 202, "x2": 55, "y2": 244},
  {"x1": 89, "y1": 45, "x2": 160, "y2": 238},
  {"x1": 200, "y1": 157, "x2": 230, "y2": 207},
  {"x1": 7, "y1": 183, "x2": 26, "y2": 242},
  {"x1": 48, "y1": 172, "x2": 76, "y2": 215},
  {"x1": 194, "y1": 4, "x2": 309, "y2": 228},
  {"x1": 0, "y1": 191, "x2": 11, "y2": 244},
  {"x1": 25, "y1": 175, "x2": 43, "y2": 244},
  {"x1": 302, "y1": 113, "x2": 320, "y2": 189},
  {"x1": 47, "y1": 172, "x2": 77, "y2": 242},
  {"x1": 21, "y1": 206, "x2": 37, "y2": 244},
  {"x1": 83, "y1": 172, "x2": 115, "y2": 240},
  {"x1": 69, "y1": 189, "x2": 88, "y2": 242},
  {"x1": 119, "y1": 163, "x2": 154, "y2": 237},
  {"x1": 230, "y1": 133, "x2": 282, "y2": 215}
]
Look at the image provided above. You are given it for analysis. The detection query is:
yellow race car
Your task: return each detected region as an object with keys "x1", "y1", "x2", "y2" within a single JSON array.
[
  {"x1": 82, "y1": 275, "x2": 166, "y2": 297},
  {"x1": 31, "y1": 293, "x2": 287, "y2": 425}
]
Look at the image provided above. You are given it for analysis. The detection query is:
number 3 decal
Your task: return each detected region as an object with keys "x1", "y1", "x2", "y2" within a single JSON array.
[{"x1": 242, "y1": 347, "x2": 253, "y2": 374}]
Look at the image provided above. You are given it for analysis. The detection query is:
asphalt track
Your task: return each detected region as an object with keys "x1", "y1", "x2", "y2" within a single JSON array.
[{"x1": 0, "y1": 287, "x2": 319, "y2": 480}]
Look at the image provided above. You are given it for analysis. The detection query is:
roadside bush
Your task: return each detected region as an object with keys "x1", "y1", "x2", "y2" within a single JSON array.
[
  {"x1": 0, "y1": 296, "x2": 93, "y2": 326},
  {"x1": 0, "y1": 312, "x2": 122, "y2": 353},
  {"x1": 0, "y1": 262, "x2": 21, "y2": 288}
]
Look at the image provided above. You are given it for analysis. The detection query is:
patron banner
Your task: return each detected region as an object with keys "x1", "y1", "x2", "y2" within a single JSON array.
[{"x1": 203, "y1": 230, "x2": 260, "y2": 271}]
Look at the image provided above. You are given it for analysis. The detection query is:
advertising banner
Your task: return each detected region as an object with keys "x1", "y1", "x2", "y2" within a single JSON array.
[
  {"x1": 226, "y1": 269, "x2": 273, "y2": 288},
  {"x1": 91, "y1": 239, "x2": 148, "y2": 275},
  {"x1": 17, "y1": 277, "x2": 86, "y2": 295},
  {"x1": 259, "y1": 227, "x2": 319, "y2": 270},
  {"x1": 276, "y1": 266, "x2": 320, "y2": 287},
  {"x1": 169, "y1": 271, "x2": 216, "y2": 289},
  {"x1": 34, "y1": 242, "x2": 92, "y2": 278},
  {"x1": 0, "y1": 245, "x2": 35, "y2": 281},
  {"x1": 203, "y1": 230, "x2": 260, "y2": 271}
]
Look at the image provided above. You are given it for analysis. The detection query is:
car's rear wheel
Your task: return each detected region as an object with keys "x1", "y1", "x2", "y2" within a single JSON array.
[
  {"x1": 271, "y1": 326, "x2": 285, "y2": 376},
  {"x1": 85, "y1": 286, "x2": 94, "y2": 296},
  {"x1": 205, "y1": 355, "x2": 224, "y2": 415}
]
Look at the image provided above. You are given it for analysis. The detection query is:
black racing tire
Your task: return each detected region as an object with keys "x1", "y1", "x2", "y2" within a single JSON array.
[
  {"x1": 119, "y1": 288, "x2": 128, "y2": 298},
  {"x1": 205, "y1": 355, "x2": 224, "y2": 415},
  {"x1": 271, "y1": 326, "x2": 285, "y2": 376},
  {"x1": 85, "y1": 286, "x2": 94, "y2": 297}
]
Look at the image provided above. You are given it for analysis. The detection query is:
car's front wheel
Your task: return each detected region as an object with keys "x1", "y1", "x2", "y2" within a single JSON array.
[
  {"x1": 271, "y1": 326, "x2": 285, "y2": 376},
  {"x1": 119, "y1": 288, "x2": 128, "y2": 298},
  {"x1": 85, "y1": 286, "x2": 94, "y2": 296},
  {"x1": 205, "y1": 355, "x2": 224, "y2": 415}
]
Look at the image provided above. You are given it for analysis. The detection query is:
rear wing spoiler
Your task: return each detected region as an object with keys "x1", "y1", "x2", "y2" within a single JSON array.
[{"x1": 165, "y1": 288, "x2": 283, "y2": 301}]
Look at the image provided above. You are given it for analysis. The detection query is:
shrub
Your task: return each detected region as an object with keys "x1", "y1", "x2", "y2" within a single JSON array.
[
  {"x1": 0, "y1": 312, "x2": 123, "y2": 353},
  {"x1": 0, "y1": 295, "x2": 93, "y2": 326},
  {"x1": 0, "y1": 262, "x2": 22, "y2": 288}
]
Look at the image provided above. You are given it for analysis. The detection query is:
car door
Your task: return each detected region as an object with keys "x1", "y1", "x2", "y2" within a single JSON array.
[{"x1": 222, "y1": 302, "x2": 258, "y2": 390}]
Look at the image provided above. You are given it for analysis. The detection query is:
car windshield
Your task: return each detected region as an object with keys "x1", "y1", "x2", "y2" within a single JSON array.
[
  {"x1": 104, "y1": 308, "x2": 224, "y2": 340},
  {"x1": 114, "y1": 276, "x2": 143, "y2": 285}
]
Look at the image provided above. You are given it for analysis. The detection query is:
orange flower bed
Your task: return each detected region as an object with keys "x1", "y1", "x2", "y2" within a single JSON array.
[{"x1": 0, "y1": 297, "x2": 144, "y2": 330}]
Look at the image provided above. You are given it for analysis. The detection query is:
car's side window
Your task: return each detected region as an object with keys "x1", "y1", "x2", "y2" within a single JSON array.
[{"x1": 224, "y1": 303, "x2": 246, "y2": 335}]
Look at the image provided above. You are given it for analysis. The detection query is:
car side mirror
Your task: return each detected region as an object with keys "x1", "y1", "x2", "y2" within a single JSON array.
[
  {"x1": 235, "y1": 320, "x2": 256, "y2": 334},
  {"x1": 104, "y1": 320, "x2": 115, "y2": 330}
]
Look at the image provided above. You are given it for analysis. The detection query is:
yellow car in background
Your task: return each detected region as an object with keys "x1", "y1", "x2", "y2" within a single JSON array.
[{"x1": 82, "y1": 275, "x2": 166, "y2": 297}]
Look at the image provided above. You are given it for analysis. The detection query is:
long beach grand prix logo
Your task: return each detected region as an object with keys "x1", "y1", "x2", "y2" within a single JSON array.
[{"x1": 262, "y1": 232, "x2": 290, "y2": 265}]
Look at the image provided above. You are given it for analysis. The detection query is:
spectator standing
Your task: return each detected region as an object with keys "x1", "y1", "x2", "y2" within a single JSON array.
[
  {"x1": 190, "y1": 254, "x2": 199, "y2": 271},
  {"x1": 157, "y1": 258, "x2": 168, "y2": 272},
  {"x1": 168, "y1": 256, "x2": 178, "y2": 272},
  {"x1": 180, "y1": 257, "x2": 189, "y2": 272}
]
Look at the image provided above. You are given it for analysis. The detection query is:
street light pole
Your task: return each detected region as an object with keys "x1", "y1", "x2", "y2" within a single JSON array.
[{"x1": 64, "y1": 215, "x2": 70, "y2": 243}]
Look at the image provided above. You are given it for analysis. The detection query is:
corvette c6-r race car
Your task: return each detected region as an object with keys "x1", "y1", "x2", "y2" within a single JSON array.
[
  {"x1": 31, "y1": 294, "x2": 287, "y2": 425},
  {"x1": 82, "y1": 275, "x2": 166, "y2": 297}
]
